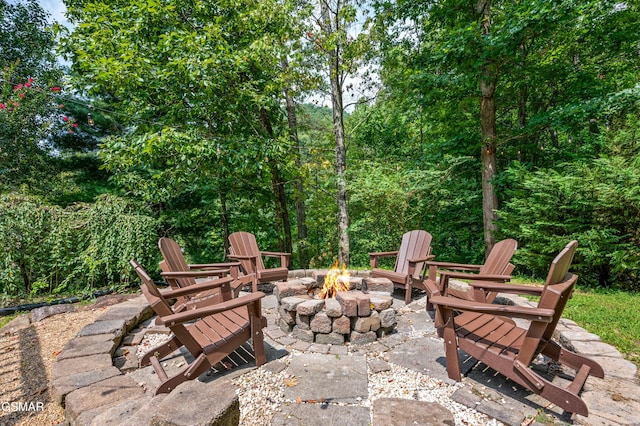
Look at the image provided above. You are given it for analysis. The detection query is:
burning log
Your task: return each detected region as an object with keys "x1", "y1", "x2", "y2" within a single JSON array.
[{"x1": 317, "y1": 260, "x2": 350, "y2": 299}]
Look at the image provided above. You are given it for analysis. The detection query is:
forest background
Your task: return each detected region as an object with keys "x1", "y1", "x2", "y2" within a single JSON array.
[{"x1": 1, "y1": 0, "x2": 640, "y2": 304}]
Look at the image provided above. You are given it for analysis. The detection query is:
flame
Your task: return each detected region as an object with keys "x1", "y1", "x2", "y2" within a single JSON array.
[{"x1": 317, "y1": 260, "x2": 350, "y2": 299}]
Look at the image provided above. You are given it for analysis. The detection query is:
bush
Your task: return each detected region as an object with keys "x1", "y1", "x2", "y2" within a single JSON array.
[
  {"x1": 497, "y1": 160, "x2": 640, "y2": 289},
  {"x1": 0, "y1": 194, "x2": 158, "y2": 298}
]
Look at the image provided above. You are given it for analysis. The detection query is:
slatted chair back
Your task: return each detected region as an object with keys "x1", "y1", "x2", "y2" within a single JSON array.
[
  {"x1": 159, "y1": 237, "x2": 196, "y2": 287},
  {"x1": 538, "y1": 240, "x2": 578, "y2": 344},
  {"x1": 394, "y1": 230, "x2": 433, "y2": 280},
  {"x1": 479, "y1": 238, "x2": 518, "y2": 275},
  {"x1": 229, "y1": 231, "x2": 265, "y2": 274}
]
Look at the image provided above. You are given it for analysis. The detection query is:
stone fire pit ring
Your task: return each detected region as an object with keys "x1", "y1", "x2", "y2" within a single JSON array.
[{"x1": 274, "y1": 273, "x2": 399, "y2": 345}]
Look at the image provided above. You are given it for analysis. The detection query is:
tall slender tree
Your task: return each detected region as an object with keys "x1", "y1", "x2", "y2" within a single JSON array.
[{"x1": 312, "y1": 0, "x2": 371, "y2": 265}]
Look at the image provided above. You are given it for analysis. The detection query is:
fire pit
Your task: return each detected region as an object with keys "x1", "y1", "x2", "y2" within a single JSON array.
[{"x1": 274, "y1": 263, "x2": 397, "y2": 345}]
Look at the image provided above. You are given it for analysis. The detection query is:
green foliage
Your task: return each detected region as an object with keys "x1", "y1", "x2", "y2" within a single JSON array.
[
  {"x1": 0, "y1": 0, "x2": 67, "y2": 192},
  {"x1": 0, "y1": 0, "x2": 60, "y2": 81},
  {"x1": 0, "y1": 194, "x2": 158, "y2": 298},
  {"x1": 497, "y1": 147, "x2": 640, "y2": 289}
]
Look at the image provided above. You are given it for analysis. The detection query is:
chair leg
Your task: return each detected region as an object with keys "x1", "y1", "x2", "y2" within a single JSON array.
[
  {"x1": 405, "y1": 278, "x2": 413, "y2": 305},
  {"x1": 542, "y1": 340, "x2": 605, "y2": 378},
  {"x1": 514, "y1": 361, "x2": 590, "y2": 416},
  {"x1": 426, "y1": 298, "x2": 435, "y2": 312},
  {"x1": 252, "y1": 326, "x2": 266, "y2": 367},
  {"x1": 439, "y1": 307, "x2": 461, "y2": 381},
  {"x1": 155, "y1": 354, "x2": 210, "y2": 395},
  {"x1": 140, "y1": 335, "x2": 182, "y2": 367}
]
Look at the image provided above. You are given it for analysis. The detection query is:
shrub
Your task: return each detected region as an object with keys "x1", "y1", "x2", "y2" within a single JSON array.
[
  {"x1": 497, "y1": 160, "x2": 640, "y2": 289},
  {"x1": 0, "y1": 194, "x2": 158, "y2": 298}
]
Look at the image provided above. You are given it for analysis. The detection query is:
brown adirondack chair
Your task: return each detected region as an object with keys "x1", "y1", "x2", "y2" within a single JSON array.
[
  {"x1": 228, "y1": 231, "x2": 290, "y2": 293},
  {"x1": 430, "y1": 241, "x2": 604, "y2": 416},
  {"x1": 158, "y1": 237, "x2": 248, "y2": 313},
  {"x1": 130, "y1": 260, "x2": 267, "y2": 395},
  {"x1": 424, "y1": 238, "x2": 518, "y2": 311},
  {"x1": 369, "y1": 230, "x2": 434, "y2": 304}
]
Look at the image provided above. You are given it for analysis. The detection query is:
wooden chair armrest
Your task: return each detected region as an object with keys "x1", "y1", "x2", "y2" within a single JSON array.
[
  {"x1": 162, "y1": 276, "x2": 235, "y2": 299},
  {"x1": 441, "y1": 271, "x2": 511, "y2": 282},
  {"x1": 228, "y1": 254, "x2": 259, "y2": 260},
  {"x1": 408, "y1": 255, "x2": 435, "y2": 264},
  {"x1": 430, "y1": 295, "x2": 555, "y2": 322},
  {"x1": 259, "y1": 251, "x2": 290, "y2": 268},
  {"x1": 426, "y1": 261, "x2": 482, "y2": 271},
  {"x1": 260, "y1": 251, "x2": 290, "y2": 257},
  {"x1": 467, "y1": 281, "x2": 545, "y2": 296},
  {"x1": 438, "y1": 271, "x2": 511, "y2": 295},
  {"x1": 160, "y1": 292, "x2": 266, "y2": 325},
  {"x1": 408, "y1": 255, "x2": 436, "y2": 278},
  {"x1": 369, "y1": 251, "x2": 399, "y2": 258},
  {"x1": 188, "y1": 262, "x2": 241, "y2": 269},
  {"x1": 370, "y1": 251, "x2": 399, "y2": 269},
  {"x1": 161, "y1": 269, "x2": 230, "y2": 278}
]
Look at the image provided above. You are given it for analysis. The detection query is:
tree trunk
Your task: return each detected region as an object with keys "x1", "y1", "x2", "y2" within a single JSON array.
[
  {"x1": 478, "y1": 0, "x2": 499, "y2": 256},
  {"x1": 259, "y1": 108, "x2": 293, "y2": 256},
  {"x1": 269, "y1": 161, "x2": 293, "y2": 255},
  {"x1": 282, "y1": 57, "x2": 309, "y2": 268},
  {"x1": 320, "y1": 0, "x2": 350, "y2": 266},
  {"x1": 219, "y1": 186, "x2": 230, "y2": 257}
]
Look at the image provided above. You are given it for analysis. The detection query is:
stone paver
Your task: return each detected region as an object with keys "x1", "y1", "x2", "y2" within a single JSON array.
[
  {"x1": 64, "y1": 375, "x2": 148, "y2": 424},
  {"x1": 372, "y1": 398, "x2": 455, "y2": 425},
  {"x1": 49, "y1": 273, "x2": 640, "y2": 426},
  {"x1": 51, "y1": 353, "x2": 114, "y2": 380},
  {"x1": 150, "y1": 380, "x2": 240, "y2": 426},
  {"x1": 51, "y1": 366, "x2": 122, "y2": 404},
  {"x1": 387, "y1": 336, "x2": 459, "y2": 383},
  {"x1": 76, "y1": 319, "x2": 127, "y2": 338},
  {"x1": 284, "y1": 352, "x2": 369, "y2": 404},
  {"x1": 57, "y1": 333, "x2": 119, "y2": 359},
  {"x1": 272, "y1": 403, "x2": 370, "y2": 426}
]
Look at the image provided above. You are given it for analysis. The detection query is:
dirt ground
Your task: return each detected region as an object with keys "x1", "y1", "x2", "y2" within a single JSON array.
[{"x1": 0, "y1": 294, "x2": 135, "y2": 426}]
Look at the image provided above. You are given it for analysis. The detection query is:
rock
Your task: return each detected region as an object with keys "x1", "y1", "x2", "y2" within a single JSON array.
[
  {"x1": 315, "y1": 332, "x2": 345, "y2": 345},
  {"x1": 296, "y1": 299, "x2": 325, "y2": 316},
  {"x1": 323, "y1": 298, "x2": 342, "y2": 317},
  {"x1": 379, "y1": 308, "x2": 397, "y2": 328},
  {"x1": 363, "y1": 277, "x2": 394, "y2": 294},
  {"x1": 0, "y1": 314, "x2": 30, "y2": 335},
  {"x1": 64, "y1": 375, "x2": 146, "y2": 424},
  {"x1": 77, "y1": 319, "x2": 127, "y2": 339},
  {"x1": 273, "y1": 282, "x2": 308, "y2": 302},
  {"x1": 332, "y1": 316, "x2": 351, "y2": 334},
  {"x1": 30, "y1": 304, "x2": 75, "y2": 322},
  {"x1": 350, "y1": 330, "x2": 377, "y2": 345},
  {"x1": 279, "y1": 295, "x2": 311, "y2": 311},
  {"x1": 309, "y1": 311, "x2": 332, "y2": 334}
]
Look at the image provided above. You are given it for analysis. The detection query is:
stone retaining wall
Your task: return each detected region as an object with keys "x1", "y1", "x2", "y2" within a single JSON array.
[{"x1": 50, "y1": 295, "x2": 241, "y2": 426}]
